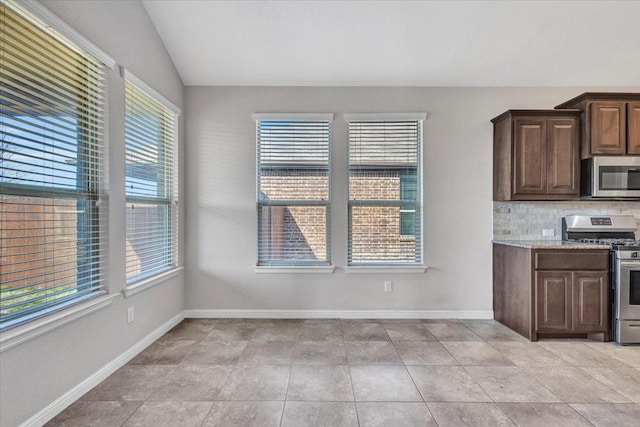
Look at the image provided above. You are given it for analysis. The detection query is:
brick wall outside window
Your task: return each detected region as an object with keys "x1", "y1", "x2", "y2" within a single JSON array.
[{"x1": 259, "y1": 170, "x2": 415, "y2": 262}]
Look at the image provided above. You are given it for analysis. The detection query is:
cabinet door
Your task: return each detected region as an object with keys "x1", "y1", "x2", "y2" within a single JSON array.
[
  {"x1": 547, "y1": 118, "x2": 579, "y2": 195},
  {"x1": 572, "y1": 271, "x2": 608, "y2": 332},
  {"x1": 628, "y1": 102, "x2": 640, "y2": 154},
  {"x1": 590, "y1": 101, "x2": 626, "y2": 155},
  {"x1": 513, "y1": 119, "x2": 546, "y2": 195},
  {"x1": 536, "y1": 271, "x2": 572, "y2": 331}
]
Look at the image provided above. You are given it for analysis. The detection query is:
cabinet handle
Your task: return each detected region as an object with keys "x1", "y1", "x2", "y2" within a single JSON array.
[{"x1": 629, "y1": 325, "x2": 640, "y2": 328}]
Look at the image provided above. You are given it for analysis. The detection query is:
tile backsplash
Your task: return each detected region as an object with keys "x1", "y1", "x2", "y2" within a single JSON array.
[{"x1": 493, "y1": 201, "x2": 640, "y2": 241}]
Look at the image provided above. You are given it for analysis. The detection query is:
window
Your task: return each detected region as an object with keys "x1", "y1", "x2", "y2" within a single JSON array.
[
  {"x1": 254, "y1": 114, "x2": 332, "y2": 266},
  {"x1": 347, "y1": 114, "x2": 425, "y2": 265},
  {"x1": 0, "y1": 2, "x2": 108, "y2": 329},
  {"x1": 124, "y1": 77, "x2": 179, "y2": 284}
]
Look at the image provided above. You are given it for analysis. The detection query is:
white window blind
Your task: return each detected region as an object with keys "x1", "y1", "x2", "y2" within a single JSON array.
[
  {"x1": 125, "y1": 79, "x2": 178, "y2": 283},
  {"x1": 255, "y1": 115, "x2": 332, "y2": 266},
  {"x1": 0, "y1": 1, "x2": 108, "y2": 329},
  {"x1": 347, "y1": 116, "x2": 425, "y2": 265}
]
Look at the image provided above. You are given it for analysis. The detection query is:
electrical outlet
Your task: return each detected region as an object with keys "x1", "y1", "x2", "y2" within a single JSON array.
[
  {"x1": 127, "y1": 306, "x2": 134, "y2": 324},
  {"x1": 542, "y1": 229, "x2": 555, "y2": 237},
  {"x1": 384, "y1": 281, "x2": 393, "y2": 292}
]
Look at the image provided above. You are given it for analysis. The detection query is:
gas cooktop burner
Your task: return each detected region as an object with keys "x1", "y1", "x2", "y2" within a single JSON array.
[
  {"x1": 577, "y1": 238, "x2": 639, "y2": 245},
  {"x1": 574, "y1": 238, "x2": 640, "y2": 250}
]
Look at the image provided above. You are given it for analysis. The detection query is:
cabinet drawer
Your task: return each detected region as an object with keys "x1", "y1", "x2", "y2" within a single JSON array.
[{"x1": 535, "y1": 251, "x2": 608, "y2": 270}]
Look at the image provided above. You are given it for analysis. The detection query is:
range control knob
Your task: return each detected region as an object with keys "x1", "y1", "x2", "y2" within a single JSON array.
[{"x1": 633, "y1": 252, "x2": 640, "y2": 258}]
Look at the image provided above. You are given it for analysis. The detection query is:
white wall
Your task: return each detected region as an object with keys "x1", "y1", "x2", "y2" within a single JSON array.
[
  {"x1": 185, "y1": 86, "x2": 639, "y2": 315},
  {"x1": 0, "y1": 1, "x2": 185, "y2": 426}
]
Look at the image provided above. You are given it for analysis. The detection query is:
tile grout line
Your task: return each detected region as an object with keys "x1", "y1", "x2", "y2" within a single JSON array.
[
  {"x1": 347, "y1": 363, "x2": 360, "y2": 426},
  {"x1": 117, "y1": 401, "x2": 143, "y2": 427},
  {"x1": 528, "y1": 342, "x2": 636, "y2": 404},
  {"x1": 563, "y1": 403, "x2": 599, "y2": 427},
  {"x1": 401, "y1": 356, "x2": 441, "y2": 426},
  {"x1": 573, "y1": 366, "x2": 636, "y2": 404},
  {"x1": 279, "y1": 361, "x2": 293, "y2": 427}
]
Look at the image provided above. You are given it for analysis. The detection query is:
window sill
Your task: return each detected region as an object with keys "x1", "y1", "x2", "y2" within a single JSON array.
[
  {"x1": 0, "y1": 293, "x2": 119, "y2": 353},
  {"x1": 345, "y1": 265, "x2": 429, "y2": 274},
  {"x1": 254, "y1": 265, "x2": 335, "y2": 274},
  {"x1": 123, "y1": 267, "x2": 184, "y2": 298}
]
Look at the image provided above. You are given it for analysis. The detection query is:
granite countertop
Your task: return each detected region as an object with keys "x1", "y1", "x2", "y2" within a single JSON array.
[{"x1": 492, "y1": 240, "x2": 611, "y2": 250}]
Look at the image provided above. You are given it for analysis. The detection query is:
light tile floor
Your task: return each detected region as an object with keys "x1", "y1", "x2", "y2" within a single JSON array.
[{"x1": 47, "y1": 319, "x2": 640, "y2": 426}]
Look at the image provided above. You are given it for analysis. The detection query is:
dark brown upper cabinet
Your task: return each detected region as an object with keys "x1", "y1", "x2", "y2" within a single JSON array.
[
  {"x1": 492, "y1": 110, "x2": 581, "y2": 201},
  {"x1": 628, "y1": 101, "x2": 640, "y2": 154},
  {"x1": 556, "y1": 93, "x2": 640, "y2": 158}
]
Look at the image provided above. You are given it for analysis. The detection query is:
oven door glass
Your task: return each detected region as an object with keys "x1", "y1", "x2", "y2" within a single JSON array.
[
  {"x1": 599, "y1": 166, "x2": 640, "y2": 190},
  {"x1": 630, "y1": 271, "x2": 640, "y2": 305},
  {"x1": 619, "y1": 262, "x2": 640, "y2": 320}
]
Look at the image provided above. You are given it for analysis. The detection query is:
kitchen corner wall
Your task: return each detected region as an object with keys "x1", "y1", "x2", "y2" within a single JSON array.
[{"x1": 493, "y1": 201, "x2": 640, "y2": 240}]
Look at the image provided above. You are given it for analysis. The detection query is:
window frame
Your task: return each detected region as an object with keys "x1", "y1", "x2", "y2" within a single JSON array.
[
  {"x1": 345, "y1": 113, "x2": 426, "y2": 266},
  {"x1": 123, "y1": 71, "x2": 181, "y2": 286},
  {"x1": 399, "y1": 173, "x2": 417, "y2": 238},
  {"x1": 0, "y1": 0, "x2": 113, "y2": 330},
  {"x1": 253, "y1": 113, "x2": 333, "y2": 267}
]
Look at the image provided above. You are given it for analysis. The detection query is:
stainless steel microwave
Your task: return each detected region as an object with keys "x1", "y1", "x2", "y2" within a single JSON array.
[{"x1": 581, "y1": 157, "x2": 640, "y2": 199}]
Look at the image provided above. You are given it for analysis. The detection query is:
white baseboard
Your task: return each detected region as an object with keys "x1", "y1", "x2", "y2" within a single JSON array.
[
  {"x1": 185, "y1": 309, "x2": 494, "y2": 320},
  {"x1": 22, "y1": 312, "x2": 185, "y2": 427}
]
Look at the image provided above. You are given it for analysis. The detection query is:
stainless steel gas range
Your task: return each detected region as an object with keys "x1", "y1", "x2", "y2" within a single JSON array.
[{"x1": 563, "y1": 215, "x2": 640, "y2": 345}]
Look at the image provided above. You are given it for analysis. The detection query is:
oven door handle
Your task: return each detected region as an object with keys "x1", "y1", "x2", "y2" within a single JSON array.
[{"x1": 619, "y1": 261, "x2": 640, "y2": 268}]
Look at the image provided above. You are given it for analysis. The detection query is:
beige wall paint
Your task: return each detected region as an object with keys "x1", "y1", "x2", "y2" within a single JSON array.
[
  {"x1": 0, "y1": 1, "x2": 185, "y2": 426},
  {"x1": 184, "y1": 86, "x2": 635, "y2": 313}
]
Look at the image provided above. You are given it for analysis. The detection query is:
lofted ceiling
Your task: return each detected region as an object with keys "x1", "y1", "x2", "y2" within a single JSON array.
[{"x1": 141, "y1": 0, "x2": 640, "y2": 87}]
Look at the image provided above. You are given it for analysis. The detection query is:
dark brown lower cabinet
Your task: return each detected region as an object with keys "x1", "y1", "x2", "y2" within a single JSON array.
[
  {"x1": 572, "y1": 272, "x2": 608, "y2": 332},
  {"x1": 494, "y1": 243, "x2": 609, "y2": 341},
  {"x1": 535, "y1": 270, "x2": 607, "y2": 334},
  {"x1": 536, "y1": 271, "x2": 572, "y2": 331}
]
